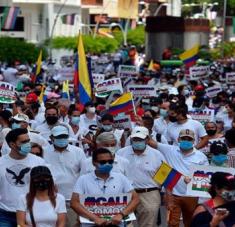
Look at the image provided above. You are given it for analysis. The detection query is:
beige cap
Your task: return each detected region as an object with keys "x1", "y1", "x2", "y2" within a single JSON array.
[{"x1": 179, "y1": 129, "x2": 195, "y2": 139}]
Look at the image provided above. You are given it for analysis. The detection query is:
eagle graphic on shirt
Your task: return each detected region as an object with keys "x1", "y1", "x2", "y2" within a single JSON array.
[{"x1": 5, "y1": 164, "x2": 31, "y2": 187}]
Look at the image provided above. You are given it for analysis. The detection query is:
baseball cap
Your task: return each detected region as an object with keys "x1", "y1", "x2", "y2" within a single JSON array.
[
  {"x1": 12, "y1": 113, "x2": 29, "y2": 123},
  {"x1": 51, "y1": 125, "x2": 69, "y2": 137},
  {"x1": 130, "y1": 126, "x2": 149, "y2": 139},
  {"x1": 26, "y1": 93, "x2": 38, "y2": 104},
  {"x1": 179, "y1": 129, "x2": 195, "y2": 139}
]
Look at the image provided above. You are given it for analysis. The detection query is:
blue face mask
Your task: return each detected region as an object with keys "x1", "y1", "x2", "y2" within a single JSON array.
[
  {"x1": 132, "y1": 141, "x2": 146, "y2": 151},
  {"x1": 19, "y1": 142, "x2": 31, "y2": 156},
  {"x1": 12, "y1": 122, "x2": 21, "y2": 129},
  {"x1": 102, "y1": 124, "x2": 113, "y2": 132},
  {"x1": 54, "y1": 138, "x2": 69, "y2": 148},
  {"x1": 71, "y1": 116, "x2": 80, "y2": 125},
  {"x1": 179, "y1": 141, "x2": 193, "y2": 151},
  {"x1": 97, "y1": 163, "x2": 113, "y2": 174},
  {"x1": 211, "y1": 154, "x2": 228, "y2": 166},
  {"x1": 160, "y1": 109, "x2": 168, "y2": 117}
]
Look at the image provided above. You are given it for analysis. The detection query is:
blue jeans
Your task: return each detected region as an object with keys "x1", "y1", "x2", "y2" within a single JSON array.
[{"x1": 0, "y1": 208, "x2": 17, "y2": 227}]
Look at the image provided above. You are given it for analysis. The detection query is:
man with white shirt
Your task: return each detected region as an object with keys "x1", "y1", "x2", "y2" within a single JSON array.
[
  {"x1": 43, "y1": 124, "x2": 86, "y2": 227},
  {"x1": 117, "y1": 126, "x2": 165, "y2": 227},
  {"x1": 80, "y1": 132, "x2": 129, "y2": 175},
  {"x1": 35, "y1": 106, "x2": 75, "y2": 141},
  {"x1": 0, "y1": 128, "x2": 46, "y2": 226},
  {"x1": 1, "y1": 113, "x2": 50, "y2": 155},
  {"x1": 154, "y1": 129, "x2": 209, "y2": 227},
  {"x1": 167, "y1": 102, "x2": 207, "y2": 149},
  {"x1": 225, "y1": 128, "x2": 235, "y2": 168}
]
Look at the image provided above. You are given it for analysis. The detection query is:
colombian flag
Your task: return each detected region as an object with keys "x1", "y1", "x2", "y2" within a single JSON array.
[
  {"x1": 38, "y1": 85, "x2": 47, "y2": 104},
  {"x1": 153, "y1": 162, "x2": 182, "y2": 191},
  {"x1": 179, "y1": 44, "x2": 199, "y2": 68},
  {"x1": 78, "y1": 33, "x2": 92, "y2": 105},
  {"x1": 32, "y1": 50, "x2": 42, "y2": 83},
  {"x1": 62, "y1": 80, "x2": 70, "y2": 99},
  {"x1": 108, "y1": 92, "x2": 134, "y2": 115}
]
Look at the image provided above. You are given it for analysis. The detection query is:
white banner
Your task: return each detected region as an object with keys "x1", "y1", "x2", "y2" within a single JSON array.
[
  {"x1": 189, "y1": 66, "x2": 209, "y2": 80},
  {"x1": 118, "y1": 65, "x2": 138, "y2": 79},
  {"x1": 96, "y1": 78, "x2": 123, "y2": 95},
  {"x1": 226, "y1": 72, "x2": 235, "y2": 84},
  {"x1": 92, "y1": 73, "x2": 105, "y2": 85},
  {"x1": 206, "y1": 85, "x2": 222, "y2": 98},
  {"x1": 189, "y1": 110, "x2": 214, "y2": 125},
  {"x1": 187, "y1": 165, "x2": 235, "y2": 198},
  {"x1": 57, "y1": 67, "x2": 74, "y2": 81},
  {"x1": 0, "y1": 82, "x2": 16, "y2": 103},
  {"x1": 127, "y1": 85, "x2": 157, "y2": 98},
  {"x1": 114, "y1": 114, "x2": 132, "y2": 130},
  {"x1": 79, "y1": 193, "x2": 136, "y2": 223}
]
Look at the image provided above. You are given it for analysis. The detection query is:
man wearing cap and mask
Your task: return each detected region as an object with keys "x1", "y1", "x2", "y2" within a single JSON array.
[
  {"x1": 43, "y1": 124, "x2": 86, "y2": 227},
  {"x1": 117, "y1": 126, "x2": 165, "y2": 227},
  {"x1": 154, "y1": 129, "x2": 209, "y2": 227},
  {"x1": 1, "y1": 113, "x2": 49, "y2": 156},
  {"x1": 80, "y1": 131, "x2": 129, "y2": 175},
  {"x1": 0, "y1": 128, "x2": 46, "y2": 226}
]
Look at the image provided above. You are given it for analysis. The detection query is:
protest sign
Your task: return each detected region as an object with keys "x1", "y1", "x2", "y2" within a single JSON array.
[
  {"x1": 226, "y1": 72, "x2": 235, "y2": 84},
  {"x1": 114, "y1": 114, "x2": 132, "y2": 130},
  {"x1": 118, "y1": 65, "x2": 138, "y2": 79},
  {"x1": 189, "y1": 110, "x2": 214, "y2": 125},
  {"x1": 79, "y1": 193, "x2": 136, "y2": 223},
  {"x1": 57, "y1": 67, "x2": 74, "y2": 81},
  {"x1": 206, "y1": 85, "x2": 222, "y2": 98},
  {"x1": 189, "y1": 66, "x2": 209, "y2": 80},
  {"x1": 187, "y1": 165, "x2": 235, "y2": 198},
  {"x1": 92, "y1": 73, "x2": 105, "y2": 85},
  {"x1": 0, "y1": 82, "x2": 16, "y2": 103},
  {"x1": 96, "y1": 78, "x2": 123, "y2": 97},
  {"x1": 127, "y1": 85, "x2": 157, "y2": 98}
]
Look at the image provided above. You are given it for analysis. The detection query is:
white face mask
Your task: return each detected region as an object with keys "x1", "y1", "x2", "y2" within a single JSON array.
[{"x1": 87, "y1": 107, "x2": 96, "y2": 114}]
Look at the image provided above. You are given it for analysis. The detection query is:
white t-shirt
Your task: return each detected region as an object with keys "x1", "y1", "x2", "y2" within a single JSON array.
[
  {"x1": 166, "y1": 119, "x2": 207, "y2": 145},
  {"x1": 117, "y1": 145, "x2": 165, "y2": 189},
  {"x1": 43, "y1": 144, "x2": 86, "y2": 200},
  {"x1": 3, "y1": 67, "x2": 18, "y2": 86},
  {"x1": 157, "y1": 143, "x2": 209, "y2": 196},
  {"x1": 0, "y1": 153, "x2": 46, "y2": 212},
  {"x1": 79, "y1": 114, "x2": 98, "y2": 136},
  {"x1": 17, "y1": 193, "x2": 66, "y2": 227}
]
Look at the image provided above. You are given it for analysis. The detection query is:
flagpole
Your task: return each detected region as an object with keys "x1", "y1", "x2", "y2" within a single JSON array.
[
  {"x1": 49, "y1": 0, "x2": 69, "y2": 59},
  {"x1": 131, "y1": 92, "x2": 137, "y2": 116}
]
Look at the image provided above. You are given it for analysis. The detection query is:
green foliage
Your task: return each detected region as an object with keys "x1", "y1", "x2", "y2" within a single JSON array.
[
  {"x1": 127, "y1": 26, "x2": 145, "y2": 47},
  {"x1": 210, "y1": 42, "x2": 235, "y2": 59},
  {"x1": 0, "y1": 37, "x2": 47, "y2": 64},
  {"x1": 51, "y1": 35, "x2": 119, "y2": 53}
]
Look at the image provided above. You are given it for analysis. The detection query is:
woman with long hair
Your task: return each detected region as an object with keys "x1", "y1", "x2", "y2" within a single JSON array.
[{"x1": 17, "y1": 166, "x2": 66, "y2": 227}]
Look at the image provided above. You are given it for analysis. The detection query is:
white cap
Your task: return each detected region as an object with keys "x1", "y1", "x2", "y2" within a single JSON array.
[
  {"x1": 51, "y1": 125, "x2": 69, "y2": 137},
  {"x1": 13, "y1": 113, "x2": 29, "y2": 123},
  {"x1": 130, "y1": 126, "x2": 149, "y2": 139}
]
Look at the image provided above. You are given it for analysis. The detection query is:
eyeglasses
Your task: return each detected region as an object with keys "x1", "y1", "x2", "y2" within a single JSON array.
[{"x1": 97, "y1": 160, "x2": 114, "y2": 165}]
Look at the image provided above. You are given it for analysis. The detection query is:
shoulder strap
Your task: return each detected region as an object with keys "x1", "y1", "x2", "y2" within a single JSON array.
[
  {"x1": 29, "y1": 208, "x2": 36, "y2": 227},
  {"x1": 202, "y1": 203, "x2": 226, "y2": 227},
  {"x1": 156, "y1": 133, "x2": 161, "y2": 143}
]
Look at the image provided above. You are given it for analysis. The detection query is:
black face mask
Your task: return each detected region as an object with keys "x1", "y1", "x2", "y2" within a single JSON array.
[
  {"x1": 206, "y1": 129, "x2": 217, "y2": 136},
  {"x1": 169, "y1": 115, "x2": 177, "y2": 122},
  {"x1": 33, "y1": 180, "x2": 50, "y2": 191},
  {"x1": 46, "y1": 116, "x2": 58, "y2": 125}
]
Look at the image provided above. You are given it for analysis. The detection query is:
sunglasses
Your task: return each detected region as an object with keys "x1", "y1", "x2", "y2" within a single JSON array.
[{"x1": 97, "y1": 160, "x2": 114, "y2": 165}]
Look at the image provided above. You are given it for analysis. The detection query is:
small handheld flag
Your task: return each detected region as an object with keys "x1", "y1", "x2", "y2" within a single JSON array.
[
  {"x1": 108, "y1": 92, "x2": 134, "y2": 115},
  {"x1": 153, "y1": 162, "x2": 182, "y2": 191},
  {"x1": 179, "y1": 44, "x2": 199, "y2": 68},
  {"x1": 36, "y1": 50, "x2": 42, "y2": 76},
  {"x1": 148, "y1": 60, "x2": 154, "y2": 71},
  {"x1": 62, "y1": 80, "x2": 70, "y2": 99}
]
